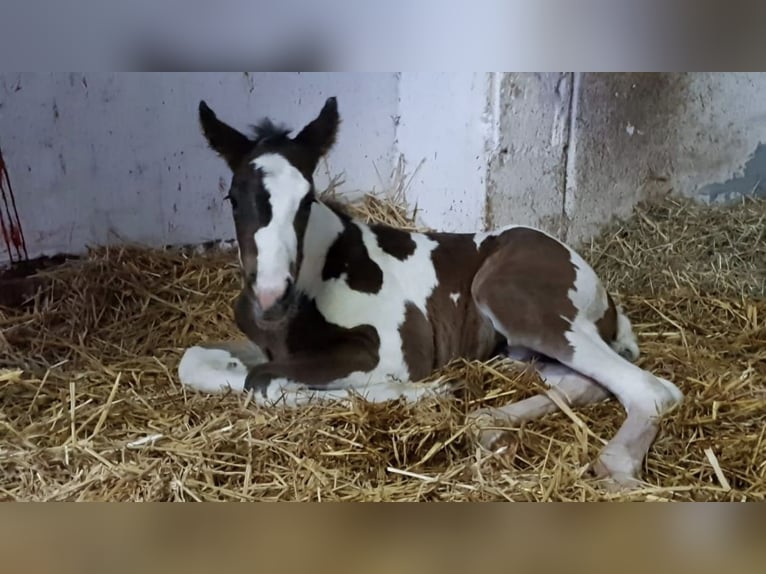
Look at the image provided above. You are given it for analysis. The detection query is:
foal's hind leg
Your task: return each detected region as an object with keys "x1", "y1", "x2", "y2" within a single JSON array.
[
  {"x1": 470, "y1": 243, "x2": 683, "y2": 486},
  {"x1": 559, "y1": 324, "x2": 683, "y2": 484},
  {"x1": 469, "y1": 360, "x2": 610, "y2": 451}
]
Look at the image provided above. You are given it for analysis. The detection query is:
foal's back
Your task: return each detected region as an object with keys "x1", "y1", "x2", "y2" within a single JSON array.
[{"x1": 327, "y1": 210, "x2": 628, "y2": 380}]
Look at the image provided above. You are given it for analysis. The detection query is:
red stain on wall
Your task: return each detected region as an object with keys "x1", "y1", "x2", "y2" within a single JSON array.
[{"x1": 0, "y1": 146, "x2": 29, "y2": 264}]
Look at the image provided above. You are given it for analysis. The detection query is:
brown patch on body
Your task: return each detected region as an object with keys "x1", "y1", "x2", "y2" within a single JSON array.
[
  {"x1": 398, "y1": 232, "x2": 503, "y2": 379},
  {"x1": 371, "y1": 225, "x2": 416, "y2": 260},
  {"x1": 470, "y1": 227, "x2": 580, "y2": 361},
  {"x1": 399, "y1": 303, "x2": 434, "y2": 381},
  {"x1": 322, "y1": 217, "x2": 383, "y2": 294},
  {"x1": 596, "y1": 292, "x2": 618, "y2": 342}
]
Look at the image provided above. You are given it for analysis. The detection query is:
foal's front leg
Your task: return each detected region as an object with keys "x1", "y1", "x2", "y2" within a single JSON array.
[
  {"x1": 244, "y1": 342, "x2": 376, "y2": 397},
  {"x1": 244, "y1": 345, "x2": 448, "y2": 406},
  {"x1": 468, "y1": 360, "x2": 611, "y2": 451}
]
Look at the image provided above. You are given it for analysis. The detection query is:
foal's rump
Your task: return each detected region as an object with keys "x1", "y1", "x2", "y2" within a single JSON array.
[{"x1": 471, "y1": 225, "x2": 639, "y2": 363}]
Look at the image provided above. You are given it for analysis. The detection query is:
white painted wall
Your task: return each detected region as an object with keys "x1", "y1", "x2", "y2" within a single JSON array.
[
  {"x1": 0, "y1": 73, "x2": 398, "y2": 263},
  {"x1": 2, "y1": 72, "x2": 766, "y2": 265},
  {"x1": 395, "y1": 73, "x2": 495, "y2": 232}
]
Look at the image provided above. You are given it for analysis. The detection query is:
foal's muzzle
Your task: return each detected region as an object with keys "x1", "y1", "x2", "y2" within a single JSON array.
[{"x1": 252, "y1": 278, "x2": 295, "y2": 319}]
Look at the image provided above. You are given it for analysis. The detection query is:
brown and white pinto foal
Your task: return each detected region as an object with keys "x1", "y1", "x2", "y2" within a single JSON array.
[{"x1": 179, "y1": 97, "x2": 683, "y2": 486}]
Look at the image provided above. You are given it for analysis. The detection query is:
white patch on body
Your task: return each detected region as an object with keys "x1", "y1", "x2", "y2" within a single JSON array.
[
  {"x1": 562, "y1": 244, "x2": 682, "y2": 412},
  {"x1": 181, "y1": 202, "x2": 442, "y2": 400},
  {"x1": 564, "y1": 246, "x2": 608, "y2": 325},
  {"x1": 472, "y1": 230, "x2": 493, "y2": 249},
  {"x1": 563, "y1": 244, "x2": 640, "y2": 362},
  {"x1": 297, "y1": 202, "x2": 440, "y2": 389},
  {"x1": 251, "y1": 154, "x2": 310, "y2": 295},
  {"x1": 449, "y1": 292, "x2": 461, "y2": 305},
  {"x1": 178, "y1": 346, "x2": 248, "y2": 393}
]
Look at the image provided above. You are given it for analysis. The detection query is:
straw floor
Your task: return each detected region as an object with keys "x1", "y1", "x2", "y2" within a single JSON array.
[{"x1": 1, "y1": 193, "x2": 764, "y2": 501}]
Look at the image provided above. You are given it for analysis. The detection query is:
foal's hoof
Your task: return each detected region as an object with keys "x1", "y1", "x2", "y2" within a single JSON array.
[
  {"x1": 466, "y1": 409, "x2": 515, "y2": 453},
  {"x1": 588, "y1": 453, "x2": 645, "y2": 492}
]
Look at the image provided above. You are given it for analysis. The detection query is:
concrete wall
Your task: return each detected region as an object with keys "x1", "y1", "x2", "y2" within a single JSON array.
[
  {"x1": 2, "y1": 72, "x2": 766, "y2": 265},
  {"x1": 395, "y1": 73, "x2": 494, "y2": 232},
  {"x1": 484, "y1": 73, "x2": 573, "y2": 239},
  {"x1": 563, "y1": 73, "x2": 691, "y2": 244},
  {"x1": 0, "y1": 73, "x2": 398, "y2": 262},
  {"x1": 675, "y1": 73, "x2": 766, "y2": 204},
  {"x1": 486, "y1": 72, "x2": 766, "y2": 245}
]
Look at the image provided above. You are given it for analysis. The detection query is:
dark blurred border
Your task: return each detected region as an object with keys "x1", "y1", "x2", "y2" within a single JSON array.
[
  {"x1": 0, "y1": 504, "x2": 764, "y2": 574},
  {"x1": 127, "y1": 38, "x2": 333, "y2": 73},
  {"x1": 1, "y1": 1, "x2": 766, "y2": 70}
]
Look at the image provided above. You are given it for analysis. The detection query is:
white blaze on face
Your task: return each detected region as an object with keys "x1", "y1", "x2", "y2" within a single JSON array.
[{"x1": 251, "y1": 153, "x2": 310, "y2": 308}]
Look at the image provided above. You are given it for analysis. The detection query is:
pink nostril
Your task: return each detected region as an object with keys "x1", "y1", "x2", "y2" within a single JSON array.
[{"x1": 256, "y1": 289, "x2": 283, "y2": 312}]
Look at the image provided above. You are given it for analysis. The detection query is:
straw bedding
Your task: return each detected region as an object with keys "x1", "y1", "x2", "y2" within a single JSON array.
[{"x1": 1, "y1": 191, "x2": 764, "y2": 501}]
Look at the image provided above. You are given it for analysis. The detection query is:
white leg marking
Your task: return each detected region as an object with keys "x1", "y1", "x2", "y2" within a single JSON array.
[
  {"x1": 560, "y1": 241, "x2": 682, "y2": 484},
  {"x1": 563, "y1": 321, "x2": 683, "y2": 484},
  {"x1": 178, "y1": 346, "x2": 248, "y2": 393},
  {"x1": 565, "y1": 321, "x2": 681, "y2": 415},
  {"x1": 469, "y1": 361, "x2": 609, "y2": 450}
]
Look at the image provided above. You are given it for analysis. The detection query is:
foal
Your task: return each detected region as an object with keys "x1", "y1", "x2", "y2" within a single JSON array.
[{"x1": 179, "y1": 96, "x2": 683, "y2": 486}]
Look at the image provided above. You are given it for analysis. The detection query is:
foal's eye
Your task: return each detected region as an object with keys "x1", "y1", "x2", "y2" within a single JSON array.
[{"x1": 224, "y1": 194, "x2": 238, "y2": 210}]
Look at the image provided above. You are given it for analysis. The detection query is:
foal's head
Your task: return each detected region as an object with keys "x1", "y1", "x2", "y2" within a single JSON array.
[{"x1": 198, "y1": 97, "x2": 340, "y2": 324}]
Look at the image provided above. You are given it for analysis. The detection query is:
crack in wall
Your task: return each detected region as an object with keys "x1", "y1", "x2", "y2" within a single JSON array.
[
  {"x1": 482, "y1": 72, "x2": 503, "y2": 232},
  {"x1": 561, "y1": 72, "x2": 580, "y2": 242}
]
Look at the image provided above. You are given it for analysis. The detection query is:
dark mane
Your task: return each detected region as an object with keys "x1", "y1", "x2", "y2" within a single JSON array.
[
  {"x1": 249, "y1": 118, "x2": 293, "y2": 145},
  {"x1": 319, "y1": 196, "x2": 356, "y2": 220}
]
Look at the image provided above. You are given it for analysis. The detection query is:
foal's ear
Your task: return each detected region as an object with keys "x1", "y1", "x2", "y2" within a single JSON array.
[
  {"x1": 198, "y1": 100, "x2": 253, "y2": 171},
  {"x1": 294, "y1": 97, "x2": 340, "y2": 165}
]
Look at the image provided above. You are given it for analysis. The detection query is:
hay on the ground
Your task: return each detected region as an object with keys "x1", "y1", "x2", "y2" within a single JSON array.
[{"x1": 0, "y1": 189, "x2": 764, "y2": 501}]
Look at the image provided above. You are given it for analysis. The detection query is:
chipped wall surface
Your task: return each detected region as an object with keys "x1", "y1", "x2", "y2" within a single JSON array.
[
  {"x1": 563, "y1": 73, "x2": 692, "y2": 245},
  {"x1": 674, "y1": 73, "x2": 766, "y2": 204},
  {"x1": 0, "y1": 73, "x2": 398, "y2": 262},
  {"x1": 485, "y1": 73, "x2": 572, "y2": 239},
  {"x1": 488, "y1": 72, "x2": 766, "y2": 246}
]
